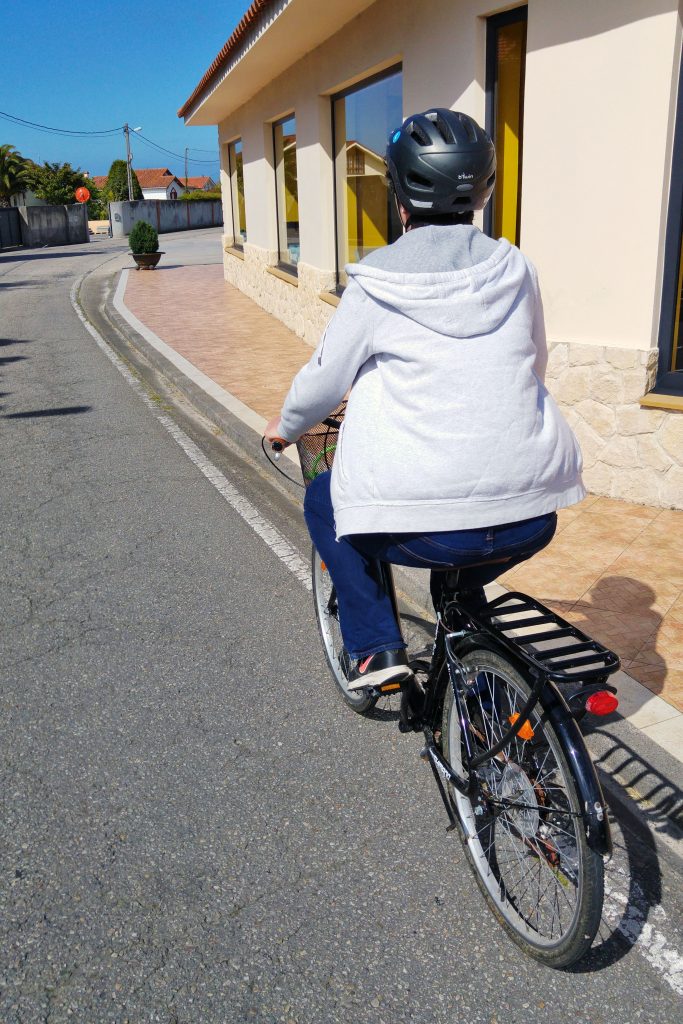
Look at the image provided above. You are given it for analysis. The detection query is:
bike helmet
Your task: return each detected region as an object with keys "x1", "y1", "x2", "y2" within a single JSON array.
[{"x1": 385, "y1": 108, "x2": 496, "y2": 216}]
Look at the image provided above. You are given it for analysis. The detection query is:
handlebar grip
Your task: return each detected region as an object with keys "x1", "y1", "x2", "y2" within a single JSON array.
[{"x1": 270, "y1": 436, "x2": 288, "y2": 452}]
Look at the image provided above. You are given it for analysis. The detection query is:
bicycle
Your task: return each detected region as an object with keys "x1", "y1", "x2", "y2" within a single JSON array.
[{"x1": 267, "y1": 406, "x2": 621, "y2": 969}]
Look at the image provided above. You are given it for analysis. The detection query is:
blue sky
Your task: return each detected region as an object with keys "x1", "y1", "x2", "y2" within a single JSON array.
[{"x1": 2, "y1": 0, "x2": 251, "y2": 179}]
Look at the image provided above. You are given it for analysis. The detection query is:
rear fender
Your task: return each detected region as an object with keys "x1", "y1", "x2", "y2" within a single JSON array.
[{"x1": 450, "y1": 632, "x2": 612, "y2": 857}]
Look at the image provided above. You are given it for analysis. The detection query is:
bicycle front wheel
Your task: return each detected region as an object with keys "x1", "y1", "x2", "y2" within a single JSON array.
[
  {"x1": 442, "y1": 648, "x2": 604, "y2": 968},
  {"x1": 311, "y1": 545, "x2": 377, "y2": 715}
]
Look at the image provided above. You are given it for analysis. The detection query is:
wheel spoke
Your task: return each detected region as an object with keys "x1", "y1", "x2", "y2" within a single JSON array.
[{"x1": 444, "y1": 650, "x2": 600, "y2": 960}]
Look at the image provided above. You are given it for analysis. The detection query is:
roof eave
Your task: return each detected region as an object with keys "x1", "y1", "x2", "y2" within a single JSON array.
[{"x1": 178, "y1": 0, "x2": 378, "y2": 128}]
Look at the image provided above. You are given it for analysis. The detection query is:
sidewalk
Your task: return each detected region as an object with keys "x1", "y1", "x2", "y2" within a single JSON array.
[{"x1": 114, "y1": 258, "x2": 683, "y2": 771}]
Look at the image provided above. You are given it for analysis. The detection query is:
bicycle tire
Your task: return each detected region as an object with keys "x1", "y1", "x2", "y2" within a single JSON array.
[
  {"x1": 311, "y1": 545, "x2": 378, "y2": 715},
  {"x1": 441, "y1": 648, "x2": 603, "y2": 968}
]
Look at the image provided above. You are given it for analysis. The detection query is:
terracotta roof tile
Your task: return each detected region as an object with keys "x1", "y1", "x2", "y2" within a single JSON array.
[
  {"x1": 178, "y1": 0, "x2": 276, "y2": 118},
  {"x1": 184, "y1": 176, "x2": 215, "y2": 189},
  {"x1": 134, "y1": 167, "x2": 178, "y2": 189}
]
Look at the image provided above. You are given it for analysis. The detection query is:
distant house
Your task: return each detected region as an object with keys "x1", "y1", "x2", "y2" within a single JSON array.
[
  {"x1": 134, "y1": 168, "x2": 186, "y2": 201},
  {"x1": 183, "y1": 175, "x2": 217, "y2": 191},
  {"x1": 89, "y1": 168, "x2": 186, "y2": 200}
]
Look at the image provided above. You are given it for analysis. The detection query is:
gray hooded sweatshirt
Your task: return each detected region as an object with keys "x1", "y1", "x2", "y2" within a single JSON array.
[{"x1": 279, "y1": 225, "x2": 585, "y2": 538}]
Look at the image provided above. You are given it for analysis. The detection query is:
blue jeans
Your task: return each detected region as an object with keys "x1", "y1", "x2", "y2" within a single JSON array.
[{"x1": 304, "y1": 471, "x2": 557, "y2": 660}]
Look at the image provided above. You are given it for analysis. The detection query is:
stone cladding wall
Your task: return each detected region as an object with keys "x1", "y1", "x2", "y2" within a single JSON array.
[
  {"x1": 547, "y1": 343, "x2": 683, "y2": 509},
  {"x1": 222, "y1": 236, "x2": 335, "y2": 347},
  {"x1": 222, "y1": 238, "x2": 683, "y2": 509}
]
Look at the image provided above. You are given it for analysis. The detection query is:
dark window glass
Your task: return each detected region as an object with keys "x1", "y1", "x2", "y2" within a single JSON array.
[
  {"x1": 333, "y1": 68, "x2": 403, "y2": 282},
  {"x1": 274, "y1": 115, "x2": 299, "y2": 268}
]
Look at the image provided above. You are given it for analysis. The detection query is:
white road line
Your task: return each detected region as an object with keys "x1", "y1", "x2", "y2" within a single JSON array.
[
  {"x1": 72, "y1": 274, "x2": 683, "y2": 1001},
  {"x1": 604, "y1": 866, "x2": 683, "y2": 996},
  {"x1": 70, "y1": 276, "x2": 311, "y2": 591}
]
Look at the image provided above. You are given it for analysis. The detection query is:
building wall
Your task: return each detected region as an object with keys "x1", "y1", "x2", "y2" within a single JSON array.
[
  {"x1": 213, "y1": 0, "x2": 682, "y2": 508},
  {"x1": 141, "y1": 184, "x2": 182, "y2": 201}
]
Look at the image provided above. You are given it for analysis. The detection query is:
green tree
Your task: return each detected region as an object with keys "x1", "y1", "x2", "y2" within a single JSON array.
[
  {"x1": 105, "y1": 159, "x2": 143, "y2": 202},
  {"x1": 25, "y1": 160, "x2": 90, "y2": 206},
  {"x1": 0, "y1": 144, "x2": 30, "y2": 208},
  {"x1": 82, "y1": 179, "x2": 108, "y2": 220}
]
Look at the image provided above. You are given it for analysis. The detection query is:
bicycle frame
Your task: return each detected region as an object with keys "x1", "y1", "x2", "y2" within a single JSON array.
[{"x1": 379, "y1": 562, "x2": 615, "y2": 856}]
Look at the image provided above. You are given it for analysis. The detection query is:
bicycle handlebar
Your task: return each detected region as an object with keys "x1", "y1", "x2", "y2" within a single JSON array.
[{"x1": 269, "y1": 436, "x2": 289, "y2": 459}]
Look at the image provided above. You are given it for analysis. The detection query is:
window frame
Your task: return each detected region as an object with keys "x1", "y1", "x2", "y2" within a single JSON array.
[
  {"x1": 272, "y1": 112, "x2": 299, "y2": 278},
  {"x1": 484, "y1": 5, "x2": 528, "y2": 244},
  {"x1": 330, "y1": 62, "x2": 403, "y2": 288},
  {"x1": 227, "y1": 138, "x2": 246, "y2": 250},
  {"x1": 654, "y1": 52, "x2": 683, "y2": 397}
]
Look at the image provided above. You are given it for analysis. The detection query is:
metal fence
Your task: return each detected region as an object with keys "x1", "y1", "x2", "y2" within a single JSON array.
[{"x1": 0, "y1": 208, "x2": 22, "y2": 249}]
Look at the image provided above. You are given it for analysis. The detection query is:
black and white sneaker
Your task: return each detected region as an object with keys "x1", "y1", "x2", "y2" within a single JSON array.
[{"x1": 347, "y1": 648, "x2": 413, "y2": 691}]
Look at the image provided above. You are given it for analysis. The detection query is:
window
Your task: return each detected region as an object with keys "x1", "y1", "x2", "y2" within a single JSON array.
[
  {"x1": 169, "y1": 188, "x2": 177, "y2": 200},
  {"x1": 656, "y1": 57, "x2": 683, "y2": 396},
  {"x1": 485, "y1": 7, "x2": 527, "y2": 245},
  {"x1": 228, "y1": 139, "x2": 247, "y2": 246},
  {"x1": 273, "y1": 115, "x2": 299, "y2": 269},
  {"x1": 333, "y1": 67, "x2": 403, "y2": 283}
]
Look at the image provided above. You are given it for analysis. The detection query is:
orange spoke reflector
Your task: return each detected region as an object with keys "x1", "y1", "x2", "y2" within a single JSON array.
[
  {"x1": 509, "y1": 712, "x2": 535, "y2": 741},
  {"x1": 320, "y1": 561, "x2": 327, "y2": 572}
]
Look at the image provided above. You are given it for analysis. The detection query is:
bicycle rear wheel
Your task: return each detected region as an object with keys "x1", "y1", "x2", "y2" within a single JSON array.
[
  {"x1": 442, "y1": 648, "x2": 603, "y2": 968},
  {"x1": 311, "y1": 545, "x2": 377, "y2": 715}
]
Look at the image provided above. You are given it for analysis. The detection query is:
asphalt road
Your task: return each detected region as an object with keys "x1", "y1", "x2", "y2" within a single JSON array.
[{"x1": 1, "y1": 234, "x2": 682, "y2": 1023}]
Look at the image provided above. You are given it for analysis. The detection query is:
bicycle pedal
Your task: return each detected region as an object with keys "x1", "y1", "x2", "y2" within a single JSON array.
[{"x1": 376, "y1": 681, "x2": 403, "y2": 694}]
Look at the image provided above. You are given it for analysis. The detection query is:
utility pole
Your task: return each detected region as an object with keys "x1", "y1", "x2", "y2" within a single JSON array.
[
  {"x1": 124, "y1": 123, "x2": 134, "y2": 201},
  {"x1": 185, "y1": 147, "x2": 189, "y2": 190}
]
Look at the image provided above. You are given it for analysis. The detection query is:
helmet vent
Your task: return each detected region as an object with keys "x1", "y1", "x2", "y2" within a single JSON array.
[
  {"x1": 486, "y1": 172, "x2": 496, "y2": 187},
  {"x1": 452, "y1": 197, "x2": 471, "y2": 205},
  {"x1": 433, "y1": 112, "x2": 455, "y2": 145},
  {"x1": 407, "y1": 172, "x2": 434, "y2": 191},
  {"x1": 407, "y1": 120, "x2": 432, "y2": 147},
  {"x1": 458, "y1": 113, "x2": 478, "y2": 143}
]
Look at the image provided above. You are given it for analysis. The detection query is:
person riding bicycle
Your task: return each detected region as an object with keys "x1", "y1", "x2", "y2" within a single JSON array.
[{"x1": 265, "y1": 108, "x2": 585, "y2": 691}]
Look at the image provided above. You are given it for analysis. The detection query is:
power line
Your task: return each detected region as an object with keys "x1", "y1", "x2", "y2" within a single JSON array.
[
  {"x1": 134, "y1": 132, "x2": 219, "y2": 165},
  {"x1": 0, "y1": 109, "x2": 122, "y2": 137},
  {"x1": 0, "y1": 108, "x2": 219, "y2": 166}
]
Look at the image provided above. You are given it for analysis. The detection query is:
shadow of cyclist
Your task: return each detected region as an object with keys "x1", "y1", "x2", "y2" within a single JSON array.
[{"x1": 562, "y1": 576, "x2": 668, "y2": 697}]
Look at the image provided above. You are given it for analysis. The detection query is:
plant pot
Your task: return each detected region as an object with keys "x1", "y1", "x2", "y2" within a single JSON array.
[{"x1": 131, "y1": 251, "x2": 164, "y2": 270}]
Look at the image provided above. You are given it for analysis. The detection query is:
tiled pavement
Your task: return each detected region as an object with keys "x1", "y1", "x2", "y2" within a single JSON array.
[
  {"x1": 123, "y1": 264, "x2": 683, "y2": 720},
  {"x1": 123, "y1": 264, "x2": 312, "y2": 418}
]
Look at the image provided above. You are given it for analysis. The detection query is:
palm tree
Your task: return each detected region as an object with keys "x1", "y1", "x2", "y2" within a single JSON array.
[{"x1": 0, "y1": 145, "x2": 29, "y2": 208}]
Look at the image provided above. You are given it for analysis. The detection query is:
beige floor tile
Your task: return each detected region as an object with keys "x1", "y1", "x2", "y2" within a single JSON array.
[{"x1": 585, "y1": 496, "x2": 659, "y2": 521}]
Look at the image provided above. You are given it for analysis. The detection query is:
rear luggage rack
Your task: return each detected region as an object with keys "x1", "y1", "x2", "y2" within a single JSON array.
[{"x1": 477, "y1": 591, "x2": 620, "y2": 683}]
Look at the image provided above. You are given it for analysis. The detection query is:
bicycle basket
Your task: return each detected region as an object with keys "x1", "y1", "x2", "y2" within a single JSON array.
[{"x1": 295, "y1": 401, "x2": 346, "y2": 487}]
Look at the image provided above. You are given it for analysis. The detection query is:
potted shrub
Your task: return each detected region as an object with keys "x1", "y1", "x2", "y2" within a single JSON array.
[{"x1": 129, "y1": 220, "x2": 163, "y2": 270}]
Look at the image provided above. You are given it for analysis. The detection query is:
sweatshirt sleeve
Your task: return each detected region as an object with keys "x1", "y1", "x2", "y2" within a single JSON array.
[
  {"x1": 528, "y1": 261, "x2": 548, "y2": 384},
  {"x1": 278, "y1": 279, "x2": 375, "y2": 440}
]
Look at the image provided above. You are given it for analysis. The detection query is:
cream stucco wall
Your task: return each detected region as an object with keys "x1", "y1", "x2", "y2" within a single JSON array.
[
  {"x1": 522, "y1": 0, "x2": 680, "y2": 353},
  {"x1": 205, "y1": 0, "x2": 682, "y2": 509},
  {"x1": 217, "y1": 0, "x2": 499, "y2": 271}
]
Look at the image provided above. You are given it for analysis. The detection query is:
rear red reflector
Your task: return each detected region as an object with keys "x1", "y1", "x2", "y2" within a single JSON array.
[{"x1": 585, "y1": 691, "x2": 619, "y2": 716}]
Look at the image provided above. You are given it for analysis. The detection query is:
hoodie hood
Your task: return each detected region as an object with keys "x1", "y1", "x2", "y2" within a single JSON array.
[{"x1": 346, "y1": 236, "x2": 530, "y2": 338}]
